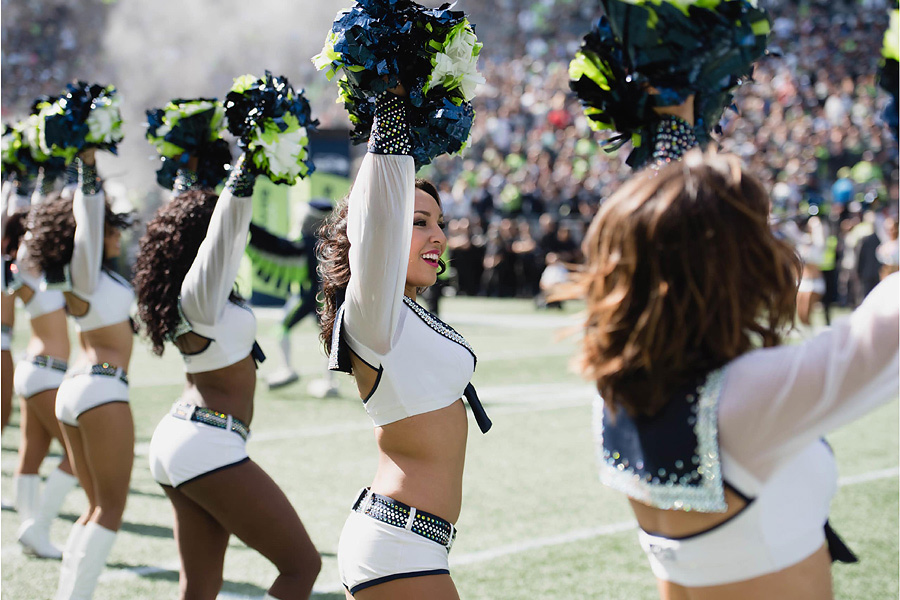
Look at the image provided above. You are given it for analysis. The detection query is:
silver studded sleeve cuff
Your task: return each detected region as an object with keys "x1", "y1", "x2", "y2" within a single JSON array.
[
  {"x1": 36, "y1": 169, "x2": 57, "y2": 195},
  {"x1": 79, "y1": 162, "x2": 102, "y2": 196},
  {"x1": 651, "y1": 116, "x2": 699, "y2": 167},
  {"x1": 368, "y1": 93, "x2": 412, "y2": 156},
  {"x1": 173, "y1": 169, "x2": 199, "y2": 195},
  {"x1": 225, "y1": 155, "x2": 256, "y2": 198}
]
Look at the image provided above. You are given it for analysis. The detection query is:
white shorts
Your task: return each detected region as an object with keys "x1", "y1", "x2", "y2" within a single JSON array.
[
  {"x1": 55, "y1": 370, "x2": 129, "y2": 427},
  {"x1": 148, "y1": 410, "x2": 250, "y2": 488},
  {"x1": 14, "y1": 357, "x2": 67, "y2": 399},
  {"x1": 798, "y1": 276, "x2": 825, "y2": 295},
  {"x1": 338, "y1": 499, "x2": 452, "y2": 595}
]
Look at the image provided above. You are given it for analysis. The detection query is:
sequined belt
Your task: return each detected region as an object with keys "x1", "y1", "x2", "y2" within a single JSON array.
[
  {"x1": 70, "y1": 363, "x2": 128, "y2": 385},
  {"x1": 169, "y1": 400, "x2": 250, "y2": 441},
  {"x1": 352, "y1": 488, "x2": 456, "y2": 552},
  {"x1": 31, "y1": 355, "x2": 68, "y2": 373}
]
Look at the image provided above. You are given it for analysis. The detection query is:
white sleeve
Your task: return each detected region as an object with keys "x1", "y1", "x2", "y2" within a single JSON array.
[
  {"x1": 69, "y1": 186, "x2": 106, "y2": 297},
  {"x1": 719, "y1": 273, "x2": 899, "y2": 475},
  {"x1": 179, "y1": 187, "x2": 253, "y2": 331},
  {"x1": 343, "y1": 152, "x2": 415, "y2": 356}
]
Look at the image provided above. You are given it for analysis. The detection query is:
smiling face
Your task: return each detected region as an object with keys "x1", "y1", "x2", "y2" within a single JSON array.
[{"x1": 405, "y1": 188, "x2": 446, "y2": 299}]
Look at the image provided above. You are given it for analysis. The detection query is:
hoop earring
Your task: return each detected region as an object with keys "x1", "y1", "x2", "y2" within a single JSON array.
[{"x1": 437, "y1": 258, "x2": 447, "y2": 276}]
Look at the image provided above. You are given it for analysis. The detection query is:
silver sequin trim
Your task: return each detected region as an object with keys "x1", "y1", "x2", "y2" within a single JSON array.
[
  {"x1": 594, "y1": 367, "x2": 727, "y2": 513},
  {"x1": 402, "y1": 296, "x2": 476, "y2": 362}
]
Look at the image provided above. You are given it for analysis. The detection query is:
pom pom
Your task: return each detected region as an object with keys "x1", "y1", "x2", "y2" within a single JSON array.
[
  {"x1": 313, "y1": 0, "x2": 484, "y2": 169},
  {"x1": 1, "y1": 124, "x2": 27, "y2": 179},
  {"x1": 569, "y1": 0, "x2": 770, "y2": 168},
  {"x1": 224, "y1": 71, "x2": 317, "y2": 185},
  {"x1": 145, "y1": 98, "x2": 231, "y2": 190},
  {"x1": 2, "y1": 98, "x2": 68, "y2": 179},
  {"x1": 40, "y1": 82, "x2": 124, "y2": 162}
]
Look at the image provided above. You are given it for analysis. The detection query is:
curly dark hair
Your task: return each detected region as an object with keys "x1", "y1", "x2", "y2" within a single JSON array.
[
  {"x1": 568, "y1": 150, "x2": 801, "y2": 417},
  {"x1": 26, "y1": 192, "x2": 134, "y2": 275},
  {"x1": 132, "y1": 189, "x2": 220, "y2": 356},
  {"x1": 26, "y1": 194, "x2": 76, "y2": 274},
  {"x1": 2, "y1": 208, "x2": 29, "y2": 257},
  {"x1": 318, "y1": 178, "x2": 443, "y2": 357}
]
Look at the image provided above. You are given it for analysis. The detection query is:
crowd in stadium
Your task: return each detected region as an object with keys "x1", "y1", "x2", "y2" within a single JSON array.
[
  {"x1": 420, "y1": 0, "x2": 900, "y2": 306},
  {"x1": 2, "y1": 0, "x2": 897, "y2": 310}
]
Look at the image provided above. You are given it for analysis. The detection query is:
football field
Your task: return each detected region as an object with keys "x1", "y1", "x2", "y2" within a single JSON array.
[{"x1": 2, "y1": 297, "x2": 897, "y2": 599}]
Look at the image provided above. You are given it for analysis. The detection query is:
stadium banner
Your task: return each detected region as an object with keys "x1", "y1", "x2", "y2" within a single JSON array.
[{"x1": 247, "y1": 129, "x2": 352, "y2": 305}]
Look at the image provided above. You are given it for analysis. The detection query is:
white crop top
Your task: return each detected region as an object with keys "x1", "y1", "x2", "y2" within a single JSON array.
[
  {"x1": 331, "y1": 295, "x2": 476, "y2": 426},
  {"x1": 44, "y1": 187, "x2": 133, "y2": 332},
  {"x1": 597, "y1": 274, "x2": 899, "y2": 586},
  {"x1": 172, "y1": 186, "x2": 259, "y2": 374},
  {"x1": 10, "y1": 257, "x2": 65, "y2": 319},
  {"x1": 327, "y1": 151, "x2": 487, "y2": 430}
]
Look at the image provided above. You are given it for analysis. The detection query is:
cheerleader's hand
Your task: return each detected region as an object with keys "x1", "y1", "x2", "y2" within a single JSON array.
[
  {"x1": 78, "y1": 148, "x2": 96, "y2": 167},
  {"x1": 651, "y1": 92, "x2": 695, "y2": 128},
  {"x1": 383, "y1": 76, "x2": 407, "y2": 98}
]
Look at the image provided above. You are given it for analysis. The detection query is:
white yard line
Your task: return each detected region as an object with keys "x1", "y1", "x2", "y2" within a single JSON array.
[
  {"x1": 126, "y1": 346, "x2": 577, "y2": 389},
  {"x1": 133, "y1": 383, "x2": 593, "y2": 456},
  {"x1": 63, "y1": 465, "x2": 896, "y2": 599}
]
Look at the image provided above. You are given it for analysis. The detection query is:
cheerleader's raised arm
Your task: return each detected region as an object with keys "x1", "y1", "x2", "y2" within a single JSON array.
[
  {"x1": 68, "y1": 156, "x2": 106, "y2": 298},
  {"x1": 179, "y1": 158, "x2": 255, "y2": 333},
  {"x1": 342, "y1": 92, "x2": 415, "y2": 357}
]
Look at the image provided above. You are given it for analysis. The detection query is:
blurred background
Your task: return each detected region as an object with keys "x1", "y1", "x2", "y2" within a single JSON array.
[{"x1": 2, "y1": 0, "x2": 898, "y2": 308}]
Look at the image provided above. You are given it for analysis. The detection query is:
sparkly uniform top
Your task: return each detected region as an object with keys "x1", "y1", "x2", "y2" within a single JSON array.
[
  {"x1": 596, "y1": 276, "x2": 900, "y2": 586},
  {"x1": 596, "y1": 369, "x2": 728, "y2": 513}
]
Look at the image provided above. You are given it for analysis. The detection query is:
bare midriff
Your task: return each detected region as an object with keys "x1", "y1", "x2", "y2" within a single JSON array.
[
  {"x1": 25, "y1": 308, "x2": 70, "y2": 361},
  {"x1": 177, "y1": 331, "x2": 257, "y2": 426},
  {"x1": 1, "y1": 293, "x2": 14, "y2": 328},
  {"x1": 75, "y1": 323, "x2": 133, "y2": 373},
  {"x1": 66, "y1": 293, "x2": 132, "y2": 371},
  {"x1": 371, "y1": 399, "x2": 468, "y2": 523}
]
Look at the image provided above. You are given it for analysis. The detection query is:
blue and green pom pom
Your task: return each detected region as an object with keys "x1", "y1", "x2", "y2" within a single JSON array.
[
  {"x1": 224, "y1": 71, "x2": 317, "y2": 185},
  {"x1": 570, "y1": 0, "x2": 770, "y2": 168},
  {"x1": 313, "y1": 0, "x2": 484, "y2": 169}
]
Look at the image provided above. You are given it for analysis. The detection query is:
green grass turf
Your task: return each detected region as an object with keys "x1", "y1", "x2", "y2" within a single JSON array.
[{"x1": 1, "y1": 297, "x2": 896, "y2": 599}]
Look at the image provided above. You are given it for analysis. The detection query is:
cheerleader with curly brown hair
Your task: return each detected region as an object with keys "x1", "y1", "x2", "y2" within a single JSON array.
[
  {"x1": 133, "y1": 158, "x2": 320, "y2": 600},
  {"x1": 27, "y1": 149, "x2": 135, "y2": 600}
]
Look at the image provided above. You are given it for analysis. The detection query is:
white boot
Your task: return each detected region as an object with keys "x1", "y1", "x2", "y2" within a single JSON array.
[
  {"x1": 55, "y1": 522, "x2": 85, "y2": 600},
  {"x1": 18, "y1": 469, "x2": 77, "y2": 558},
  {"x1": 64, "y1": 522, "x2": 116, "y2": 600},
  {"x1": 15, "y1": 474, "x2": 41, "y2": 523}
]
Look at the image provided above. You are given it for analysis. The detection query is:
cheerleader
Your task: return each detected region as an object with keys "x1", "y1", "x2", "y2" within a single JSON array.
[
  {"x1": 319, "y1": 85, "x2": 491, "y2": 599},
  {"x1": 27, "y1": 149, "x2": 135, "y2": 600},
  {"x1": 567, "y1": 138, "x2": 897, "y2": 598},
  {"x1": 3, "y1": 190, "x2": 77, "y2": 559},
  {"x1": 134, "y1": 157, "x2": 321, "y2": 599}
]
